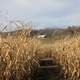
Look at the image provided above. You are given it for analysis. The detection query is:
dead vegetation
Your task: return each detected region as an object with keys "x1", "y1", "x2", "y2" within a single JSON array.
[{"x1": 0, "y1": 25, "x2": 80, "y2": 80}]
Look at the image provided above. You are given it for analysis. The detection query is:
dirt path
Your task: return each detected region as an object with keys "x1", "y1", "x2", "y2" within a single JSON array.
[{"x1": 33, "y1": 58, "x2": 64, "y2": 80}]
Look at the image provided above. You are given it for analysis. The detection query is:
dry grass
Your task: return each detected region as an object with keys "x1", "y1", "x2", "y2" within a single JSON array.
[
  {"x1": 0, "y1": 27, "x2": 41, "y2": 80},
  {"x1": 0, "y1": 27, "x2": 80, "y2": 80},
  {"x1": 39, "y1": 36, "x2": 80, "y2": 80},
  {"x1": 52, "y1": 36, "x2": 80, "y2": 80},
  {"x1": 31, "y1": 35, "x2": 80, "y2": 80}
]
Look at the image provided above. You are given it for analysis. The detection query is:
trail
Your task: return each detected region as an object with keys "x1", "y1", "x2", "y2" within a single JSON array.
[{"x1": 33, "y1": 57, "x2": 64, "y2": 80}]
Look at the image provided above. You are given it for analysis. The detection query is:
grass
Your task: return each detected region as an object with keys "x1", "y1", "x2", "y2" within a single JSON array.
[
  {"x1": 0, "y1": 27, "x2": 80, "y2": 80},
  {"x1": 52, "y1": 36, "x2": 80, "y2": 80}
]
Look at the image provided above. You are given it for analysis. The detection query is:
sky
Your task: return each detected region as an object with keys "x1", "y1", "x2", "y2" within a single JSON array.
[{"x1": 0, "y1": 0, "x2": 80, "y2": 30}]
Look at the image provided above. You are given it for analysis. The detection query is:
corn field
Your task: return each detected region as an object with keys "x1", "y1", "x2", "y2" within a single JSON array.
[{"x1": 0, "y1": 26, "x2": 80, "y2": 80}]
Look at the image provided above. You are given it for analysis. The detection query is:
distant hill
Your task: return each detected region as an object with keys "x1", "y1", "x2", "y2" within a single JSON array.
[
  {"x1": 31, "y1": 26, "x2": 80, "y2": 38},
  {"x1": 1, "y1": 26, "x2": 80, "y2": 38}
]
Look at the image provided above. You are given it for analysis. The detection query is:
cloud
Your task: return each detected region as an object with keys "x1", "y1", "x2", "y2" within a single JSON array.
[
  {"x1": 14, "y1": 0, "x2": 78, "y2": 18},
  {"x1": 0, "y1": 0, "x2": 80, "y2": 29},
  {"x1": 15, "y1": 0, "x2": 71, "y2": 14},
  {"x1": 15, "y1": 0, "x2": 32, "y2": 8}
]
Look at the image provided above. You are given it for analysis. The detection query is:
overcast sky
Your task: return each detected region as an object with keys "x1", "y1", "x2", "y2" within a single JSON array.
[{"x1": 0, "y1": 0, "x2": 80, "y2": 29}]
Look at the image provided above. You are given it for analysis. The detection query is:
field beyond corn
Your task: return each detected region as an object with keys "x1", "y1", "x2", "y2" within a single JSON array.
[{"x1": 0, "y1": 27, "x2": 80, "y2": 80}]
